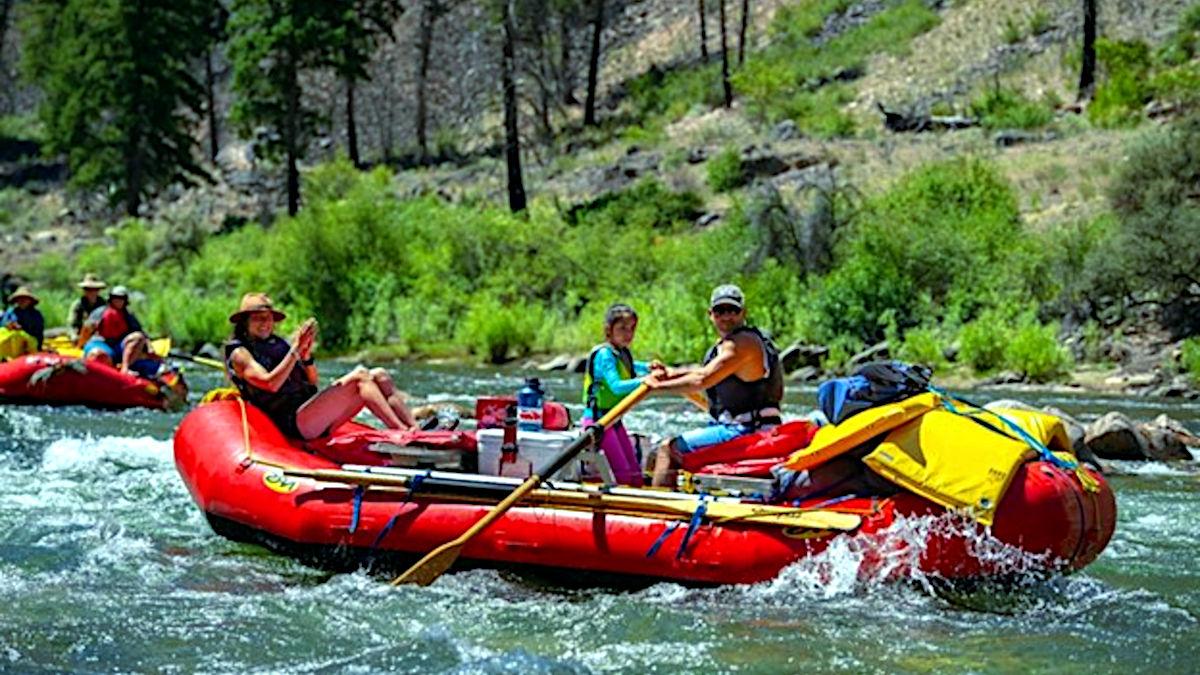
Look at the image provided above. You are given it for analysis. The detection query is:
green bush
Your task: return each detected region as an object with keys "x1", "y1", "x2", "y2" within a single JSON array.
[
  {"x1": 707, "y1": 147, "x2": 745, "y2": 193},
  {"x1": 1003, "y1": 318, "x2": 1071, "y2": 382},
  {"x1": 897, "y1": 326, "x2": 946, "y2": 371},
  {"x1": 958, "y1": 310, "x2": 1011, "y2": 373},
  {"x1": 1181, "y1": 338, "x2": 1200, "y2": 383},
  {"x1": 1089, "y1": 39, "x2": 1153, "y2": 128},
  {"x1": 970, "y1": 88, "x2": 1054, "y2": 130}
]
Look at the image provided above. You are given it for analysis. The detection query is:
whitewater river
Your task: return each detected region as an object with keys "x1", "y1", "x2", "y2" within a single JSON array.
[{"x1": 0, "y1": 361, "x2": 1197, "y2": 673}]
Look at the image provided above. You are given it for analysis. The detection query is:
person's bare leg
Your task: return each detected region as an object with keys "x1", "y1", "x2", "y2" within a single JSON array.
[
  {"x1": 295, "y1": 374, "x2": 369, "y2": 440},
  {"x1": 120, "y1": 333, "x2": 147, "y2": 373},
  {"x1": 651, "y1": 440, "x2": 682, "y2": 488},
  {"x1": 369, "y1": 368, "x2": 416, "y2": 428}
]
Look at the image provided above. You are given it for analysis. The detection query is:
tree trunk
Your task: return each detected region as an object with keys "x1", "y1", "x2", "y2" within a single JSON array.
[
  {"x1": 698, "y1": 0, "x2": 709, "y2": 63},
  {"x1": 345, "y1": 76, "x2": 359, "y2": 167},
  {"x1": 560, "y1": 8, "x2": 578, "y2": 105},
  {"x1": 0, "y1": 0, "x2": 12, "y2": 108},
  {"x1": 284, "y1": 52, "x2": 301, "y2": 216},
  {"x1": 1078, "y1": 0, "x2": 1097, "y2": 101},
  {"x1": 738, "y1": 0, "x2": 749, "y2": 66},
  {"x1": 205, "y1": 47, "x2": 219, "y2": 163},
  {"x1": 501, "y1": 0, "x2": 526, "y2": 213},
  {"x1": 583, "y1": 0, "x2": 604, "y2": 126},
  {"x1": 416, "y1": 0, "x2": 436, "y2": 160},
  {"x1": 718, "y1": 0, "x2": 732, "y2": 107}
]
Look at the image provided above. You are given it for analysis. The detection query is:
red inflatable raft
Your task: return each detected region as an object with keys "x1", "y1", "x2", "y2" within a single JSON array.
[
  {"x1": 174, "y1": 400, "x2": 1116, "y2": 585},
  {"x1": 0, "y1": 353, "x2": 186, "y2": 410}
]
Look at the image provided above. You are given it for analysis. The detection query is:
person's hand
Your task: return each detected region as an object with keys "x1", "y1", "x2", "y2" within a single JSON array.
[
  {"x1": 643, "y1": 373, "x2": 664, "y2": 390},
  {"x1": 5, "y1": 321, "x2": 20, "y2": 331},
  {"x1": 649, "y1": 360, "x2": 667, "y2": 376}
]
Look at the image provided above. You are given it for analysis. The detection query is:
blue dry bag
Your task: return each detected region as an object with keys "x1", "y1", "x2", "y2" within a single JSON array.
[{"x1": 817, "y1": 361, "x2": 932, "y2": 426}]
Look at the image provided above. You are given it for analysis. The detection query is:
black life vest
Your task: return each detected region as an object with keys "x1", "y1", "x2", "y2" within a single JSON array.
[
  {"x1": 225, "y1": 335, "x2": 317, "y2": 437},
  {"x1": 702, "y1": 325, "x2": 784, "y2": 423}
]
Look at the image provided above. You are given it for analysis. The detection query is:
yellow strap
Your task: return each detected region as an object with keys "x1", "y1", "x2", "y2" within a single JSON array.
[{"x1": 236, "y1": 396, "x2": 287, "y2": 472}]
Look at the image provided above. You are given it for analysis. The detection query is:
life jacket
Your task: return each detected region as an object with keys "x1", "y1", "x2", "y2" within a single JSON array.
[
  {"x1": 582, "y1": 343, "x2": 636, "y2": 416},
  {"x1": 95, "y1": 306, "x2": 135, "y2": 343},
  {"x1": 224, "y1": 335, "x2": 318, "y2": 437},
  {"x1": 703, "y1": 325, "x2": 783, "y2": 424}
]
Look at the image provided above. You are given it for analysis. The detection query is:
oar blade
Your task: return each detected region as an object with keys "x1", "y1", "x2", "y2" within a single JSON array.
[{"x1": 391, "y1": 541, "x2": 464, "y2": 586}]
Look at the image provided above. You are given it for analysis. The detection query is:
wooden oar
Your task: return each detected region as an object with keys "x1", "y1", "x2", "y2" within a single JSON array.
[
  {"x1": 167, "y1": 350, "x2": 225, "y2": 370},
  {"x1": 389, "y1": 383, "x2": 651, "y2": 586},
  {"x1": 282, "y1": 466, "x2": 862, "y2": 531}
]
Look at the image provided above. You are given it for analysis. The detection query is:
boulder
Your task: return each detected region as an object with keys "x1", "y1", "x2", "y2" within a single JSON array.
[
  {"x1": 1084, "y1": 412, "x2": 1148, "y2": 460},
  {"x1": 568, "y1": 355, "x2": 589, "y2": 374},
  {"x1": 983, "y1": 399, "x2": 1037, "y2": 412},
  {"x1": 788, "y1": 366, "x2": 823, "y2": 383},
  {"x1": 196, "y1": 342, "x2": 221, "y2": 360},
  {"x1": 1138, "y1": 425, "x2": 1192, "y2": 461},
  {"x1": 983, "y1": 370, "x2": 1025, "y2": 385},
  {"x1": 537, "y1": 354, "x2": 573, "y2": 372},
  {"x1": 779, "y1": 342, "x2": 828, "y2": 372},
  {"x1": 847, "y1": 341, "x2": 889, "y2": 370},
  {"x1": 771, "y1": 120, "x2": 799, "y2": 142}
]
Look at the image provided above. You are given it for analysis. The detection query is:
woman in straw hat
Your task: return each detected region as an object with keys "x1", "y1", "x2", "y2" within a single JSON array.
[
  {"x1": 225, "y1": 293, "x2": 418, "y2": 439},
  {"x1": 1, "y1": 286, "x2": 45, "y2": 355},
  {"x1": 70, "y1": 273, "x2": 108, "y2": 338}
]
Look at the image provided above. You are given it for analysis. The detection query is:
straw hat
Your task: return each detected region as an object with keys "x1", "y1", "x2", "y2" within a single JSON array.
[
  {"x1": 229, "y1": 292, "x2": 287, "y2": 324},
  {"x1": 77, "y1": 273, "x2": 107, "y2": 290},
  {"x1": 7, "y1": 286, "x2": 39, "y2": 305}
]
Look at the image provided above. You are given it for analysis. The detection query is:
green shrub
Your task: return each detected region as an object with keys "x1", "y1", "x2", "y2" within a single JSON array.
[
  {"x1": 897, "y1": 326, "x2": 946, "y2": 371},
  {"x1": 970, "y1": 87, "x2": 1053, "y2": 129},
  {"x1": 1002, "y1": 16, "x2": 1023, "y2": 44},
  {"x1": 0, "y1": 114, "x2": 45, "y2": 142},
  {"x1": 1003, "y1": 318, "x2": 1071, "y2": 382},
  {"x1": 456, "y1": 295, "x2": 542, "y2": 363},
  {"x1": 958, "y1": 310, "x2": 1011, "y2": 373},
  {"x1": 1027, "y1": 10, "x2": 1052, "y2": 36},
  {"x1": 707, "y1": 147, "x2": 745, "y2": 192},
  {"x1": 1181, "y1": 338, "x2": 1200, "y2": 383},
  {"x1": 1089, "y1": 39, "x2": 1153, "y2": 128}
]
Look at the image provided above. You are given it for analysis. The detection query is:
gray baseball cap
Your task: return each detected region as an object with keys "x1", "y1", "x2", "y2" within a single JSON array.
[
  {"x1": 709, "y1": 284, "x2": 745, "y2": 309},
  {"x1": 109, "y1": 285, "x2": 129, "y2": 298}
]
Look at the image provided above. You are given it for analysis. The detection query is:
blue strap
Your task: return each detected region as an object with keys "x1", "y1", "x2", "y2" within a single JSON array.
[
  {"x1": 645, "y1": 521, "x2": 681, "y2": 558},
  {"x1": 370, "y1": 513, "x2": 403, "y2": 551},
  {"x1": 928, "y1": 384, "x2": 1076, "y2": 471},
  {"x1": 349, "y1": 485, "x2": 365, "y2": 534},
  {"x1": 403, "y1": 470, "x2": 431, "y2": 504},
  {"x1": 675, "y1": 496, "x2": 709, "y2": 560}
]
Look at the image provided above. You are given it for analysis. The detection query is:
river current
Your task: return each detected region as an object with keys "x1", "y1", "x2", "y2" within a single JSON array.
[{"x1": 0, "y1": 362, "x2": 1196, "y2": 673}]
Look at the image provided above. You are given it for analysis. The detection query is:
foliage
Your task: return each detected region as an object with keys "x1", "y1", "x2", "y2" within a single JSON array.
[
  {"x1": 958, "y1": 308, "x2": 1012, "y2": 373},
  {"x1": 896, "y1": 326, "x2": 946, "y2": 371},
  {"x1": 1181, "y1": 338, "x2": 1200, "y2": 384},
  {"x1": 1089, "y1": 39, "x2": 1153, "y2": 128},
  {"x1": 807, "y1": 158, "x2": 1048, "y2": 344},
  {"x1": 970, "y1": 87, "x2": 1053, "y2": 130},
  {"x1": 0, "y1": 114, "x2": 44, "y2": 142},
  {"x1": 707, "y1": 147, "x2": 745, "y2": 193},
  {"x1": 1003, "y1": 317, "x2": 1071, "y2": 382},
  {"x1": 1081, "y1": 114, "x2": 1200, "y2": 329},
  {"x1": 20, "y1": 0, "x2": 211, "y2": 215}
]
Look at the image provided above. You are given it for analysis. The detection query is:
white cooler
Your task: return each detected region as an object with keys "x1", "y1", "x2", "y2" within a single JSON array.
[{"x1": 477, "y1": 428, "x2": 585, "y2": 480}]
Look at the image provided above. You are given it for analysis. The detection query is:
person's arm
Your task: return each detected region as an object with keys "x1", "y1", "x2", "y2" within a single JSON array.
[
  {"x1": 295, "y1": 319, "x2": 319, "y2": 385},
  {"x1": 126, "y1": 312, "x2": 142, "y2": 335},
  {"x1": 30, "y1": 311, "x2": 43, "y2": 349},
  {"x1": 595, "y1": 348, "x2": 643, "y2": 397},
  {"x1": 229, "y1": 345, "x2": 303, "y2": 393},
  {"x1": 646, "y1": 338, "x2": 752, "y2": 395},
  {"x1": 77, "y1": 308, "x2": 103, "y2": 347},
  {"x1": 1, "y1": 308, "x2": 17, "y2": 329}
]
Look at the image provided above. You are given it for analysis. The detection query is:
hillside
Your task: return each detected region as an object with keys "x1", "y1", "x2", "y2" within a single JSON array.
[{"x1": 3, "y1": 0, "x2": 1200, "y2": 393}]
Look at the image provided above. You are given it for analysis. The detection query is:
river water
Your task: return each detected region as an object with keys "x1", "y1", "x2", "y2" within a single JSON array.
[{"x1": 0, "y1": 361, "x2": 1197, "y2": 673}]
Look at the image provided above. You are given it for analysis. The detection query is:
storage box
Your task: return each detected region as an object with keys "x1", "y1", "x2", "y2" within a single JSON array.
[
  {"x1": 477, "y1": 428, "x2": 584, "y2": 480},
  {"x1": 474, "y1": 396, "x2": 573, "y2": 431}
]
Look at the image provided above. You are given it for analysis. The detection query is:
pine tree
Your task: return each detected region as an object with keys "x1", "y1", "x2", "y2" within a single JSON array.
[
  {"x1": 22, "y1": 0, "x2": 211, "y2": 216},
  {"x1": 330, "y1": 0, "x2": 403, "y2": 168},
  {"x1": 227, "y1": 0, "x2": 338, "y2": 216}
]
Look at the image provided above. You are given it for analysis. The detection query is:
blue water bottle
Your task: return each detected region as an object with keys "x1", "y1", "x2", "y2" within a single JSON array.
[{"x1": 517, "y1": 378, "x2": 544, "y2": 431}]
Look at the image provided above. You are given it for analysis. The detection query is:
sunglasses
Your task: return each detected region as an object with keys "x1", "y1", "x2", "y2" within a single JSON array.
[{"x1": 710, "y1": 304, "x2": 742, "y2": 316}]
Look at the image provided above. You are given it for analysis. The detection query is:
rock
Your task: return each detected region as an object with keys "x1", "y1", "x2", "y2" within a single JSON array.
[
  {"x1": 942, "y1": 344, "x2": 959, "y2": 362},
  {"x1": 1085, "y1": 412, "x2": 1148, "y2": 461},
  {"x1": 788, "y1": 366, "x2": 822, "y2": 383},
  {"x1": 983, "y1": 399, "x2": 1037, "y2": 412},
  {"x1": 537, "y1": 354, "x2": 573, "y2": 371},
  {"x1": 983, "y1": 370, "x2": 1025, "y2": 385},
  {"x1": 770, "y1": 120, "x2": 799, "y2": 142},
  {"x1": 686, "y1": 148, "x2": 708, "y2": 164},
  {"x1": 696, "y1": 213, "x2": 720, "y2": 228},
  {"x1": 196, "y1": 343, "x2": 221, "y2": 360},
  {"x1": 1149, "y1": 414, "x2": 1200, "y2": 447},
  {"x1": 847, "y1": 341, "x2": 889, "y2": 370},
  {"x1": 779, "y1": 342, "x2": 828, "y2": 372},
  {"x1": 568, "y1": 355, "x2": 589, "y2": 374},
  {"x1": 1139, "y1": 425, "x2": 1192, "y2": 461},
  {"x1": 994, "y1": 130, "x2": 1041, "y2": 147}
]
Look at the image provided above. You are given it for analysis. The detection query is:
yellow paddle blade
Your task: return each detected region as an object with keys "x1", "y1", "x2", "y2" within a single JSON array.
[{"x1": 390, "y1": 542, "x2": 464, "y2": 586}]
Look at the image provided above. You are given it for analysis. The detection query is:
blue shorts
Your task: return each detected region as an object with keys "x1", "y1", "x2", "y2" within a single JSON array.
[
  {"x1": 673, "y1": 422, "x2": 756, "y2": 454},
  {"x1": 82, "y1": 337, "x2": 117, "y2": 360}
]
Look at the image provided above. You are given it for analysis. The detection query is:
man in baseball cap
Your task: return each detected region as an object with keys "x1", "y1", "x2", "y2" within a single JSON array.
[{"x1": 643, "y1": 283, "x2": 785, "y2": 487}]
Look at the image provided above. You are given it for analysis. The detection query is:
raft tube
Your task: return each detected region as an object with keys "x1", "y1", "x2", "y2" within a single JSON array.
[
  {"x1": 174, "y1": 400, "x2": 1116, "y2": 585},
  {"x1": 0, "y1": 353, "x2": 186, "y2": 410}
]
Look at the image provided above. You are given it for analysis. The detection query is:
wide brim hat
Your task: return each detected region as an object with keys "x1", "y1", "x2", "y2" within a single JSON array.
[
  {"x1": 78, "y1": 273, "x2": 107, "y2": 290},
  {"x1": 7, "y1": 286, "x2": 39, "y2": 305},
  {"x1": 229, "y1": 292, "x2": 287, "y2": 324}
]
